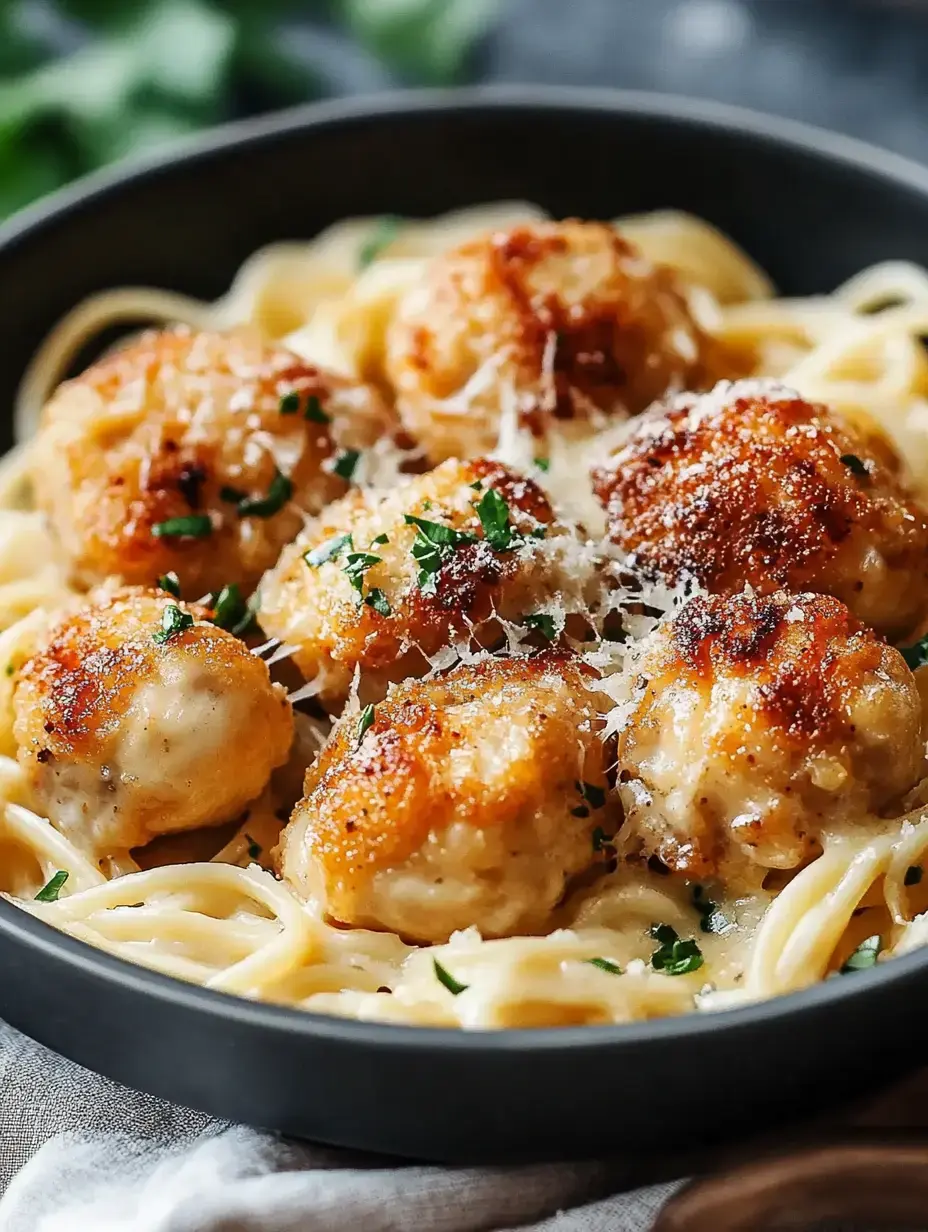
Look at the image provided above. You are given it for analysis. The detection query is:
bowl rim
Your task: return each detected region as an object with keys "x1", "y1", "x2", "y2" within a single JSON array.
[{"x1": 3, "y1": 83, "x2": 928, "y2": 1055}]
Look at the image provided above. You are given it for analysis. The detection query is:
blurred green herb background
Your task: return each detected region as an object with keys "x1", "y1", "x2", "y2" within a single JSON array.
[{"x1": 0, "y1": 0, "x2": 501, "y2": 217}]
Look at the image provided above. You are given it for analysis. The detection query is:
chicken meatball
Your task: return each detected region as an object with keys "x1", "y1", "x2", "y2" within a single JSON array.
[
  {"x1": 32, "y1": 327, "x2": 392, "y2": 597},
  {"x1": 592, "y1": 379, "x2": 928, "y2": 641},
  {"x1": 258, "y1": 457, "x2": 600, "y2": 704},
  {"x1": 278, "y1": 653, "x2": 615, "y2": 943},
  {"x1": 12, "y1": 588, "x2": 293, "y2": 857},
  {"x1": 384, "y1": 220, "x2": 737, "y2": 463},
  {"x1": 617, "y1": 591, "x2": 924, "y2": 882}
]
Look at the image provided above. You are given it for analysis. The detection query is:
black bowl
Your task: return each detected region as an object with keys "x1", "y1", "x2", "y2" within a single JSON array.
[{"x1": 3, "y1": 87, "x2": 928, "y2": 1163}]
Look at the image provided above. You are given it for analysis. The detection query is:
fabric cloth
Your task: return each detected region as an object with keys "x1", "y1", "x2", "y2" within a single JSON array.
[{"x1": 0, "y1": 1021, "x2": 927, "y2": 1232}]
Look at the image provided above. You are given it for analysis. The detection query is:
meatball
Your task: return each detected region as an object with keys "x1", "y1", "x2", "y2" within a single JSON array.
[
  {"x1": 258, "y1": 457, "x2": 600, "y2": 704},
  {"x1": 12, "y1": 588, "x2": 293, "y2": 857},
  {"x1": 592, "y1": 379, "x2": 928, "y2": 641},
  {"x1": 384, "y1": 220, "x2": 736, "y2": 463},
  {"x1": 32, "y1": 327, "x2": 393, "y2": 597},
  {"x1": 278, "y1": 653, "x2": 615, "y2": 943},
  {"x1": 616, "y1": 591, "x2": 924, "y2": 881}
]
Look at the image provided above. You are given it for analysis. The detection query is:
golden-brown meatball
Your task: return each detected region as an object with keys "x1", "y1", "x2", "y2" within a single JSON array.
[
  {"x1": 32, "y1": 327, "x2": 393, "y2": 597},
  {"x1": 592, "y1": 379, "x2": 928, "y2": 641},
  {"x1": 278, "y1": 653, "x2": 615, "y2": 943},
  {"x1": 258, "y1": 457, "x2": 600, "y2": 704},
  {"x1": 617, "y1": 591, "x2": 924, "y2": 882},
  {"x1": 384, "y1": 220, "x2": 737, "y2": 463},
  {"x1": 12, "y1": 588, "x2": 293, "y2": 857}
]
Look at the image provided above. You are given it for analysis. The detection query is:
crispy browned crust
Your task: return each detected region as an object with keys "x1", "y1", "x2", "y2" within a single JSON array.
[
  {"x1": 592, "y1": 385, "x2": 928, "y2": 639},
  {"x1": 13, "y1": 588, "x2": 277, "y2": 765},
  {"x1": 293, "y1": 651, "x2": 605, "y2": 887},
  {"x1": 665, "y1": 591, "x2": 881, "y2": 744},
  {"x1": 390, "y1": 221, "x2": 742, "y2": 446},
  {"x1": 33, "y1": 328, "x2": 391, "y2": 596}
]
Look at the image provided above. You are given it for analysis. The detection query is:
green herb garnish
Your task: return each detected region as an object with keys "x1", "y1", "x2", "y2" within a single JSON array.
[
  {"x1": 404, "y1": 514, "x2": 477, "y2": 594},
  {"x1": 35, "y1": 870, "x2": 68, "y2": 903},
  {"x1": 902, "y1": 634, "x2": 928, "y2": 671},
  {"x1": 433, "y1": 958, "x2": 468, "y2": 995},
  {"x1": 157, "y1": 571, "x2": 181, "y2": 598},
  {"x1": 840, "y1": 453, "x2": 869, "y2": 478},
  {"x1": 234, "y1": 469, "x2": 293, "y2": 518},
  {"x1": 279, "y1": 392, "x2": 301, "y2": 415},
  {"x1": 212, "y1": 583, "x2": 254, "y2": 636},
  {"x1": 304, "y1": 534, "x2": 352, "y2": 568},
  {"x1": 364, "y1": 588, "x2": 391, "y2": 617},
  {"x1": 152, "y1": 604, "x2": 195, "y2": 645},
  {"x1": 692, "y1": 884, "x2": 733, "y2": 936},
  {"x1": 245, "y1": 834, "x2": 262, "y2": 860},
  {"x1": 5, "y1": 664, "x2": 14, "y2": 678},
  {"x1": 304, "y1": 394, "x2": 330, "y2": 424},
  {"x1": 343, "y1": 551, "x2": 382, "y2": 595},
  {"x1": 220, "y1": 485, "x2": 246, "y2": 505},
  {"x1": 586, "y1": 957, "x2": 622, "y2": 975},
  {"x1": 577, "y1": 782, "x2": 606, "y2": 810},
  {"x1": 649, "y1": 924, "x2": 704, "y2": 976},
  {"x1": 475, "y1": 487, "x2": 522, "y2": 552},
  {"x1": 358, "y1": 215, "x2": 401, "y2": 270},
  {"x1": 841, "y1": 934, "x2": 882, "y2": 973},
  {"x1": 522, "y1": 612, "x2": 558, "y2": 641},
  {"x1": 333, "y1": 449, "x2": 361, "y2": 482},
  {"x1": 370, "y1": 534, "x2": 389, "y2": 547},
  {"x1": 906, "y1": 865, "x2": 923, "y2": 886},
  {"x1": 534, "y1": 457, "x2": 551, "y2": 472},
  {"x1": 151, "y1": 515, "x2": 212, "y2": 539},
  {"x1": 356, "y1": 704, "x2": 375, "y2": 748}
]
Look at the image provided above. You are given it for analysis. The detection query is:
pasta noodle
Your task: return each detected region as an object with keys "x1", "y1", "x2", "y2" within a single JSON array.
[{"x1": 4, "y1": 202, "x2": 928, "y2": 1030}]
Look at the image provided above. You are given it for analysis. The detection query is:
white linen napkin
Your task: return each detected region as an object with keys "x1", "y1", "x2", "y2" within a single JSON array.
[{"x1": 0, "y1": 1017, "x2": 926, "y2": 1232}]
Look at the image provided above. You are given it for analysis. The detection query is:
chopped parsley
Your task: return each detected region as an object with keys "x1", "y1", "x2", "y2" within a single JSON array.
[
  {"x1": 245, "y1": 834, "x2": 262, "y2": 860},
  {"x1": 841, "y1": 934, "x2": 882, "y2": 973},
  {"x1": 219, "y1": 485, "x2": 246, "y2": 505},
  {"x1": 234, "y1": 469, "x2": 293, "y2": 518},
  {"x1": 157, "y1": 571, "x2": 181, "y2": 598},
  {"x1": 152, "y1": 604, "x2": 194, "y2": 645},
  {"x1": 364, "y1": 588, "x2": 391, "y2": 617},
  {"x1": 4, "y1": 664, "x2": 13, "y2": 678},
  {"x1": 343, "y1": 551, "x2": 382, "y2": 595},
  {"x1": 279, "y1": 392, "x2": 301, "y2": 414},
  {"x1": 212, "y1": 584, "x2": 255, "y2": 637},
  {"x1": 304, "y1": 533, "x2": 352, "y2": 568},
  {"x1": 469, "y1": 480, "x2": 484, "y2": 491},
  {"x1": 356, "y1": 704, "x2": 375, "y2": 748},
  {"x1": 358, "y1": 215, "x2": 400, "y2": 270},
  {"x1": 577, "y1": 782, "x2": 606, "y2": 810},
  {"x1": 840, "y1": 453, "x2": 869, "y2": 478},
  {"x1": 333, "y1": 449, "x2": 361, "y2": 482},
  {"x1": 304, "y1": 395, "x2": 329, "y2": 423},
  {"x1": 522, "y1": 612, "x2": 559, "y2": 641},
  {"x1": 649, "y1": 924, "x2": 704, "y2": 976},
  {"x1": 35, "y1": 870, "x2": 68, "y2": 903},
  {"x1": 404, "y1": 514, "x2": 477, "y2": 594},
  {"x1": 151, "y1": 514, "x2": 212, "y2": 539},
  {"x1": 534, "y1": 457, "x2": 551, "y2": 472},
  {"x1": 692, "y1": 884, "x2": 733, "y2": 936},
  {"x1": 475, "y1": 487, "x2": 524, "y2": 552},
  {"x1": 433, "y1": 958, "x2": 468, "y2": 995},
  {"x1": 902, "y1": 634, "x2": 928, "y2": 671},
  {"x1": 586, "y1": 957, "x2": 622, "y2": 975},
  {"x1": 370, "y1": 533, "x2": 389, "y2": 547},
  {"x1": 906, "y1": 865, "x2": 923, "y2": 886}
]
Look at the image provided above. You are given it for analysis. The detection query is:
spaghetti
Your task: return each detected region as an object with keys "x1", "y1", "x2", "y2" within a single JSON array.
[{"x1": 2, "y1": 203, "x2": 928, "y2": 1029}]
